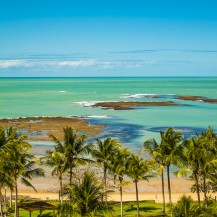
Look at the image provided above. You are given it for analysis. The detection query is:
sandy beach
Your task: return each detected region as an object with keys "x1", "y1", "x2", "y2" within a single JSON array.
[
  {"x1": 14, "y1": 163, "x2": 200, "y2": 203},
  {"x1": 16, "y1": 177, "x2": 204, "y2": 203}
]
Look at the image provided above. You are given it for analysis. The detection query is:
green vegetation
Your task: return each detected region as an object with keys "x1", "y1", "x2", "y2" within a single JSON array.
[
  {"x1": 0, "y1": 125, "x2": 217, "y2": 217},
  {"x1": 8, "y1": 201, "x2": 163, "y2": 217},
  {"x1": 173, "y1": 195, "x2": 217, "y2": 217},
  {"x1": 0, "y1": 127, "x2": 44, "y2": 217}
]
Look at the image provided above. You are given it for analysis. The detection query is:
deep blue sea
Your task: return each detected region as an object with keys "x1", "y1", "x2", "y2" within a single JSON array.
[{"x1": 0, "y1": 77, "x2": 216, "y2": 152}]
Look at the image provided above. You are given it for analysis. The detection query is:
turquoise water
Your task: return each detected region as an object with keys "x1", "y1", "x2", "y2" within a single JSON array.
[{"x1": 0, "y1": 77, "x2": 216, "y2": 152}]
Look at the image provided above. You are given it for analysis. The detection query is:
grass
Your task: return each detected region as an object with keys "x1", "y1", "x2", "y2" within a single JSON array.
[
  {"x1": 9, "y1": 209, "x2": 54, "y2": 217},
  {"x1": 107, "y1": 201, "x2": 163, "y2": 217},
  {"x1": 8, "y1": 201, "x2": 164, "y2": 217}
]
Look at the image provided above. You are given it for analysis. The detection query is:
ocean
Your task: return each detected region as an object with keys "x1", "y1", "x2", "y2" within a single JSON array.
[{"x1": 0, "y1": 77, "x2": 216, "y2": 152}]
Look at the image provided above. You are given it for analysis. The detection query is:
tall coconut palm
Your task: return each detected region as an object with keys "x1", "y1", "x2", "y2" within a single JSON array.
[
  {"x1": 180, "y1": 128, "x2": 217, "y2": 207},
  {"x1": 0, "y1": 127, "x2": 21, "y2": 214},
  {"x1": 200, "y1": 127, "x2": 217, "y2": 206},
  {"x1": 110, "y1": 147, "x2": 131, "y2": 217},
  {"x1": 180, "y1": 137, "x2": 203, "y2": 205},
  {"x1": 63, "y1": 172, "x2": 112, "y2": 216},
  {"x1": 0, "y1": 127, "x2": 20, "y2": 213},
  {"x1": 160, "y1": 128, "x2": 183, "y2": 215},
  {"x1": 42, "y1": 150, "x2": 66, "y2": 203},
  {"x1": 127, "y1": 154, "x2": 154, "y2": 217},
  {"x1": 53, "y1": 127, "x2": 93, "y2": 184},
  {"x1": 50, "y1": 127, "x2": 93, "y2": 205},
  {"x1": 144, "y1": 138, "x2": 166, "y2": 215},
  {"x1": 0, "y1": 149, "x2": 14, "y2": 215},
  {"x1": 0, "y1": 127, "x2": 9, "y2": 215},
  {"x1": 6, "y1": 135, "x2": 45, "y2": 217},
  {"x1": 92, "y1": 137, "x2": 121, "y2": 202}
]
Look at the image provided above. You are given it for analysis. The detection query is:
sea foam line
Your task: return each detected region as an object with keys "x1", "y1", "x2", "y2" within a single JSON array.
[
  {"x1": 71, "y1": 115, "x2": 109, "y2": 119},
  {"x1": 75, "y1": 101, "x2": 117, "y2": 107},
  {"x1": 121, "y1": 93, "x2": 177, "y2": 99}
]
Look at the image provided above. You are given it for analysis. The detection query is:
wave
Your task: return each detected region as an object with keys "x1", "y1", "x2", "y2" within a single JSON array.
[
  {"x1": 75, "y1": 101, "x2": 112, "y2": 107},
  {"x1": 121, "y1": 93, "x2": 177, "y2": 99},
  {"x1": 85, "y1": 115, "x2": 109, "y2": 119},
  {"x1": 75, "y1": 101, "x2": 98, "y2": 107},
  {"x1": 59, "y1": 90, "x2": 67, "y2": 93},
  {"x1": 71, "y1": 115, "x2": 109, "y2": 119}
]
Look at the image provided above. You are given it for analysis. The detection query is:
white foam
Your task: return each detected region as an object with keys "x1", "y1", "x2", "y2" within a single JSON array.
[
  {"x1": 121, "y1": 94, "x2": 177, "y2": 99},
  {"x1": 71, "y1": 114, "x2": 109, "y2": 119},
  {"x1": 59, "y1": 90, "x2": 67, "y2": 93},
  {"x1": 75, "y1": 101, "x2": 96, "y2": 107},
  {"x1": 86, "y1": 115, "x2": 109, "y2": 119},
  {"x1": 75, "y1": 101, "x2": 106, "y2": 107}
]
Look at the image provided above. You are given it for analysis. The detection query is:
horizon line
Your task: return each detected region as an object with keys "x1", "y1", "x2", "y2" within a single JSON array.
[{"x1": 0, "y1": 76, "x2": 217, "y2": 79}]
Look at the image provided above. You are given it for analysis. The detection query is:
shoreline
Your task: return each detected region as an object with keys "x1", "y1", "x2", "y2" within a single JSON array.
[
  {"x1": 16, "y1": 178, "x2": 210, "y2": 203},
  {"x1": 15, "y1": 173, "x2": 201, "y2": 203},
  {"x1": 16, "y1": 191, "x2": 202, "y2": 203}
]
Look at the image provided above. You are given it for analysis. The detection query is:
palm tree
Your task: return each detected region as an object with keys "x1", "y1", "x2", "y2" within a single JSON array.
[
  {"x1": 127, "y1": 153, "x2": 154, "y2": 217},
  {"x1": 42, "y1": 150, "x2": 66, "y2": 203},
  {"x1": 180, "y1": 128, "x2": 217, "y2": 207},
  {"x1": 52, "y1": 127, "x2": 93, "y2": 183},
  {"x1": 0, "y1": 149, "x2": 14, "y2": 215},
  {"x1": 63, "y1": 172, "x2": 112, "y2": 216},
  {"x1": 92, "y1": 137, "x2": 121, "y2": 202},
  {"x1": 110, "y1": 147, "x2": 131, "y2": 217},
  {"x1": 144, "y1": 138, "x2": 166, "y2": 215},
  {"x1": 0, "y1": 127, "x2": 9, "y2": 215},
  {"x1": 179, "y1": 137, "x2": 202, "y2": 206},
  {"x1": 160, "y1": 128, "x2": 183, "y2": 215},
  {"x1": 50, "y1": 127, "x2": 93, "y2": 204},
  {"x1": 6, "y1": 134, "x2": 45, "y2": 217},
  {"x1": 200, "y1": 127, "x2": 217, "y2": 206},
  {"x1": 0, "y1": 127, "x2": 20, "y2": 214}
]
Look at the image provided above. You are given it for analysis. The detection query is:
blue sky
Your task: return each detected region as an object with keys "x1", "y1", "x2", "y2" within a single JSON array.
[{"x1": 0, "y1": 0, "x2": 217, "y2": 77}]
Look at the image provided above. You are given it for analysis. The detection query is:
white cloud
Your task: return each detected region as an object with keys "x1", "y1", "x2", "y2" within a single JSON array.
[
  {"x1": 57, "y1": 60, "x2": 96, "y2": 67},
  {"x1": 0, "y1": 60, "x2": 31, "y2": 68},
  {"x1": 0, "y1": 58, "x2": 184, "y2": 70}
]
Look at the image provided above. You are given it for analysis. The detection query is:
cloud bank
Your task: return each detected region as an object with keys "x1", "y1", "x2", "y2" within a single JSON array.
[{"x1": 0, "y1": 58, "x2": 190, "y2": 70}]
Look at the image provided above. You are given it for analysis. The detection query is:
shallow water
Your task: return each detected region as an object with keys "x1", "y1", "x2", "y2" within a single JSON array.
[{"x1": 0, "y1": 77, "x2": 216, "y2": 152}]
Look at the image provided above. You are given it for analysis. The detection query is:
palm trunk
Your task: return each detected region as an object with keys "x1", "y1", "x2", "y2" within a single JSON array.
[
  {"x1": 135, "y1": 180, "x2": 140, "y2": 217},
  {"x1": 203, "y1": 175, "x2": 207, "y2": 208},
  {"x1": 161, "y1": 171, "x2": 166, "y2": 215},
  {"x1": 14, "y1": 181, "x2": 18, "y2": 217},
  {"x1": 167, "y1": 165, "x2": 172, "y2": 217},
  {"x1": 0, "y1": 189, "x2": 3, "y2": 217},
  {"x1": 10, "y1": 188, "x2": 12, "y2": 208},
  {"x1": 4, "y1": 188, "x2": 6, "y2": 206},
  {"x1": 103, "y1": 165, "x2": 107, "y2": 204},
  {"x1": 69, "y1": 167, "x2": 73, "y2": 217},
  {"x1": 69, "y1": 167, "x2": 73, "y2": 184},
  {"x1": 194, "y1": 172, "x2": 201, "y2": 205},
  {"x1": 120, "y1": 180, "x2": 123, "y2": 217},
  {"x1": 60, "y1": 175, "x2": 63, "y2": 204}
]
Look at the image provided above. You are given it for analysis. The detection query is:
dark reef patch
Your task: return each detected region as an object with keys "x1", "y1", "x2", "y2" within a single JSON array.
[
  {"x1": 147, "y1": 126, "x2": 208, "y2": 139},
  {"x1": 84, "y1": 117, "x2": 145, "y2": 144}
]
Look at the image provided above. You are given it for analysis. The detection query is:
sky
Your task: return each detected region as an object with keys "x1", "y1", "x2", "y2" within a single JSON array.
[{"x1": 0, "y1": 0, "x2": 217, "y2": 77}]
